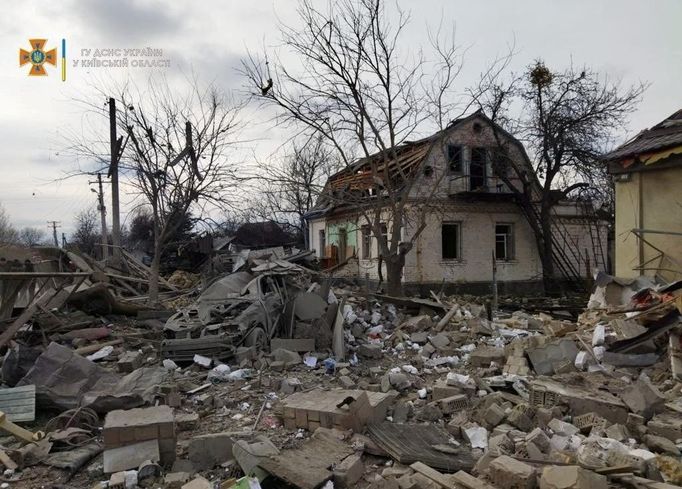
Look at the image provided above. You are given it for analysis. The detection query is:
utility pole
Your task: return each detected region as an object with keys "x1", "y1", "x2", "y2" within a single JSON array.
[
  {"x1": 108, "y1": 97, "x2": 123, "y2": 264},
  {"x1": 491, "y1": 250, "x2": 498, "y2": 314},
  {"x1": 90, "y1": 173, "x2": 109, "y2": 261},
  {"x1": 47, "y1": 221, "x2": 60, "y2": 247}
]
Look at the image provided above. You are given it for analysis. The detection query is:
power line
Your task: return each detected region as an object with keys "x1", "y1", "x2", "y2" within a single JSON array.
[
  {"x1": 47, "y1": 221, "x2": 61, "y2": 247},
  {"x1": 88, "y1": 173, "x2": 109, "y2": 261}
]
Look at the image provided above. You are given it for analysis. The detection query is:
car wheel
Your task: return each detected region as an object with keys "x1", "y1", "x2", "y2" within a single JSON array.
[{"x1": 244, "y1": 327, "x2": 267, "y2": 350}]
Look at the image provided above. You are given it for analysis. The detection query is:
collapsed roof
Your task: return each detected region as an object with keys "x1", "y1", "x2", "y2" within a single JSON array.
[{"x1": 604, "y1": 109, "x2": 682, "y2": 169}]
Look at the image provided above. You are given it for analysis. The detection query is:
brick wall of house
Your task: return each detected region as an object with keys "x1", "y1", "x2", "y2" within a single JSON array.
[{"x1": 403, "y1": 201, "x2": 543, "y2": 288}]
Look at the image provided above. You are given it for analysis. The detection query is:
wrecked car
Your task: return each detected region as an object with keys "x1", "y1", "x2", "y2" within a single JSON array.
[{"x1": 162, "y1": 271, "x2": 300, "y2": 361}]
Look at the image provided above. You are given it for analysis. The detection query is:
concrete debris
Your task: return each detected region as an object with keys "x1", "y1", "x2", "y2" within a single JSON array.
[
  {"x1": 1, "y1": 249, "x2": 680, "y2": 489},
  {"x1": 333, "y1": 453, "x2": 365, "y2": 488},
  {"x1": 620, "y1": 379, "x2": 667, "y2": 420},
  {"x1": 188, "y1": 432, "x2": 236, "y2": 470},
  {"x1": 487, "y1": 455, "x2": 536, "y2": 489},
  {"x1": 539, "y1": 465, "x2": 607, "y2": 489}
]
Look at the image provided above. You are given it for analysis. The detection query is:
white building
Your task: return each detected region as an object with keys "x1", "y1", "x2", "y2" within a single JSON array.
[{"x1": 306, "y1": 112, "x2": 608, "y2": 295}]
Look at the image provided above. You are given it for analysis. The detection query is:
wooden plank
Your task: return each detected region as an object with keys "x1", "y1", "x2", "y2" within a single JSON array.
[
  {"x1": 74, "y1": 339, "x2": 123, "y2": 355},
  {"x1": 436, "y1": 304, "x2": 459, "y2": 330},
  {"x1": 0, "y1": 302, "x2": 40, "y2": 348},
  {"x1": 0, "y1": 385, "x2": 35, "y2": 422},
  {"x1": 0, "y1": 450, "x2": 17, "y2": 470},
  {"x1": 0, "y1": 272, "x2": 90, "y2": 278},
  {"x1": 120, "y1": 250, "x2": 178, "y2": 291},
  {"x1": 410, "y1": 462, "x2": 458, "y2": 488}
]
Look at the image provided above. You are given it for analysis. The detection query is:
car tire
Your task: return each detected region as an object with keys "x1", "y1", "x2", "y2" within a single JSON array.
[{"x1": 244, "y1": 326, "x2": 267, "y2": 350}]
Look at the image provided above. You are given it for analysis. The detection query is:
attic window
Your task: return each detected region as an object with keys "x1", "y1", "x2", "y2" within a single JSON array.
[
  {"x1": 423, "y1": 165, "x2": 433, "y2": 177},
  {"x1": 447, "y1": 145, "x2": 463, "y2": 173},
  {"x1": 473, "y1": 122, "x2": 482, "y2": 133}
]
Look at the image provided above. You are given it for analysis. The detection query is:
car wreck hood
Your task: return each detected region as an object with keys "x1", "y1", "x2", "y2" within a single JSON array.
[{"x1": 198, "y1": 271, "x2": 255, "y2": 303}]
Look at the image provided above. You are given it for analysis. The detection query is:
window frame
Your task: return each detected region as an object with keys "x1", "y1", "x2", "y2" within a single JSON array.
[
  {"x1": 446, "y1": 144, "x2": 464, "y2": 174},
  {"x1": 495, "y1": 223, "x2": 515, "y2": 261},
  {"x1": 361, "y1": 225, "x2": 372, "y2": 259},
  {"x1": 441, "y1": 221, "x2": 462, "y2": 260},
  {"x1": 379, "y1": 223, "x2": 388, "y2": 248},
  {"x1": 318, "y1": 229, "x2": 326, "y2": 258}
]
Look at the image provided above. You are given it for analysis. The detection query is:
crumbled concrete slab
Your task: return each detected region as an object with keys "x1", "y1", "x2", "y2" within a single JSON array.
[
  {"x1": 620, "y1": 379, "x2": 666, "y2": 420},
  {"x1": 547, "y1": 419, "x2": 579, "y2": 437},
  {"x1": 470, "y1": 346, "x2": 505, "y2": 368},
  {"x1": 103, "y1": 440, "x2": 160, "y2": 474},
  {"x1": 271, "y1": 348, "x2": 302, "y2": 365},
  {"x1": 539, "y1": 465, "x2": 607, "y2": 489},
  {"x1": 488, "y1": 455, "x2": 536, "y2": 489},
  {"x1": 428, "y1": 333, "x2": 450, "y2": 350},
  {"x1": 358, "y1": 344, "x2": 383, "y2": 359},
  {"x1": 188, "y1": 432, "x2": 235, "y2": 470},
  {"x1": 643, "y1": 434, "x2": 681, "y2": 456},
  {"x1": 333, "y1": 453, "x2": 365, "y2": 488}
]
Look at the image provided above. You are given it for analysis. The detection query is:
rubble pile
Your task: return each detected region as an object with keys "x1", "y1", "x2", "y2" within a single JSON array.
[{"x1": 0, "y1": 249, "x2": 681, "y2": 488}]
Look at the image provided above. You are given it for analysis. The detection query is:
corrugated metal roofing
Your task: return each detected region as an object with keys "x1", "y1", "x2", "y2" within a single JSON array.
[{"x1": 604, "y1": 109, "x2": 682, "y2": 161}]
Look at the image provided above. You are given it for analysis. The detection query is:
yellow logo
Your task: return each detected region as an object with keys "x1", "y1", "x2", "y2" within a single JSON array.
[{"x1": 19, "y1": 39, "x2": 57, "y2": 76}]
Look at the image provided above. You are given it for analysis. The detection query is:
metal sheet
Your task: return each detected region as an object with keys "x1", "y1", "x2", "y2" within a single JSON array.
[{"x1": 0, "y1": 385, "x2": 36, "y2": 422}]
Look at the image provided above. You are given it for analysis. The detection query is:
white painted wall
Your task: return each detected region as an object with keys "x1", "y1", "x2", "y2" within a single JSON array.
[{"x1": 403, "y1": 201, "x2": 543, "y2": 285}]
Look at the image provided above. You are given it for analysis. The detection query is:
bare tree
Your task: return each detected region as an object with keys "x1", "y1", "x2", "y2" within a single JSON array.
[
  {"x1": 18, "y1": 227, "x2": 46, "y2": 247},
  {"x1": 70, "y1": 207, "x2": 100, "y2": 257},
  {"x1": 473, "y1": 61, "x2": 645, "y2": 289},
  {"x1": 0, "y1": 204, "x2": 18, "y2": 245},
  {"x1": 248, "y1": 135, "x2": 342, "y2": 245},
  {"x1": 68, "y1": 78, "x2": 244, "y2": 302},
  {"x1": 242, "y1": 0, "x2": 474, "y2": 295}
]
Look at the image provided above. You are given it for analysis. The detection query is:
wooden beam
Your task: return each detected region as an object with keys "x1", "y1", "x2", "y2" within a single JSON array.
[
  {"x1": 410, "y1": 462, "x2": 459, "y2": 488},
  {"x1": 0, "y1": 272, "x2": 90, "y2": 278}
]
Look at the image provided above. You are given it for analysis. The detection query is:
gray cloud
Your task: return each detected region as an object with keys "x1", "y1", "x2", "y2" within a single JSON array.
[
  {"x1": 3, "y1": 0, "x2": 682, "y2": 233},
  {"x1": 72, "y1": 0, "x2": 182, "y2": 43}
]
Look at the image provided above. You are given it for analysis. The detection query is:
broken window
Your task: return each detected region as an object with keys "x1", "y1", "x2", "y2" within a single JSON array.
[
  {"x1": 495, "y1": 223, "x2": 514, "y2": 261},
  {"x1": 361, "y1": 225, "x2": 371, "y2": 259},
  {"x1": 447, "y1": 145, "x2": 463, "y2": 173},
  {"x1": 470, "y1": 147, "x2": 487, "y2": 190},
  {"x1": 379, "y1": 223, "x2": 388, "y2": 253},
  {"x1": 318, "y1": 230, "x2": 326, "y2": 258},
  {"x1": 441, "y1": 222, "x2": 461, "y2": 260}
]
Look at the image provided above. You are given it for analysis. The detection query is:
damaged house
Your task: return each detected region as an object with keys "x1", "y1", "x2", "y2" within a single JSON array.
[
  {"x1": 604, "y1": 109, "x2": 682, "y2": 283},
  {"x1": 306, "y1": 112, "x2": 609, "y2": 294}
]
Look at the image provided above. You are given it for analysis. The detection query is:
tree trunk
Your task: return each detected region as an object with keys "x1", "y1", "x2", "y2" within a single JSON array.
[
  {"x1": 149, "y1": 211, "x2": 162, "y2": 305},
  {"x1": 149, "y1": 240, "x2": 161, "y2": 305},
  {"x1": 300, "y1": 215, "x2": 308, "y2": 249},
  {"x1": 384, "y1": 254, "x2": 405, "y2": 297}
]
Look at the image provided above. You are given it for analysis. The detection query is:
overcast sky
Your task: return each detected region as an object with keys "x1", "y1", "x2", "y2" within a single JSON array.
[{"x1": 1, "y1": 0, "x2": 681, "y2": 237}]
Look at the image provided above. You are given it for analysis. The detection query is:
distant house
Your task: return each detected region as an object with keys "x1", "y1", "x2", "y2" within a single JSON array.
[
  {"x1": 231, "y1": 221, "x2": 296, "y2": 250},
  {"x1": 604, "y1": 110, "x2": 682, "y2": 283},
  {"x1": 306, "y1": 111, "x2": 608, "y2": 295}
]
